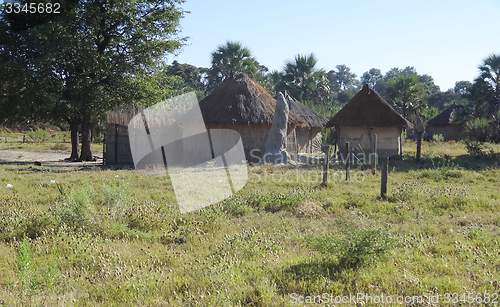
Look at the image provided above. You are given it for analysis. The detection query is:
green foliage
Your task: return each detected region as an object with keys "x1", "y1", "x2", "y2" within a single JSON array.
[
  {"x1": 27, "y1": 128, "x2": 50, "y2": 143},
  {"x1": 282, "y1": 53, "x2": 330, "y2": 105},
  {"x1": 479, "y1": 54, "x2": 500, "y2": 99},
  {"x1": 389, "y1": 180, "x2": 476, "y2": 211},
  {"x1": 464, "y1": 140, "x2": 500, "y2": 158},
  {"x1": 420, "y1": 158, "x2": 462, "y2": 181},
  {"x1": 304, "y1": 221, "x2": 398, "y2": 271},
  {"x1": 465, "y1": 140, "x2": 485, "y2": 156},
  {"x1": 166, "y1": 60, "x2": 205, "y2": 94},
  {"x1": 387, "y1": 73, "x2": 427, "y2": 121},
  {"x1": 0, "y1": 0, "x2": 187, "y2": 157},
  {"x1": 221, "y1": 196, "x2": 253, "y2": 217},
  {"x1": 206, "y1": 41, "x2": 259, "y2": 92},
  {"x1": 328, "y1": 64, "x2": 360, "y2": 93},
  {"x1": 244, "y1": 189, "x2": 311, "y2": 213},
  {"x1": 16, "y1": 234, "x2": 38, "y2": 289},
  {"x1": 360, "y1": 68, "x2": 382, "y2": 88},
  {"x1": 432, "y1": 134, "x2": 444, "y2": 142},
  {"x1": 55, "y1": 184, "x2": 94, "y2": 228},
  {"x1": 466, "y1": 229, "x2": 482, "y2": 241},
  {"x1": 103, "y1": 182, "x2": 132, "y2": 218},
  {"x1": 43, "y1": 248, "x2": 60, "y2": 288}
]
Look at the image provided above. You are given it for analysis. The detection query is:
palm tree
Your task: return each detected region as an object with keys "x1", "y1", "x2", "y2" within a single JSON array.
[
  {"x1": 479, "y1": 54, "x2": 500, "y2": 112},
  {"x1": 479, "y1": 54, "x2": 500, "y2": 97},
  {"x1": 206, "y1": 41, "x2": 259, "y2": 92},
  {"x1": 387, "y1": 74, "x2": 427, "y2": 122},
  {"x1": 282, "y1": 53, "x2": 330, "y2": 105}
]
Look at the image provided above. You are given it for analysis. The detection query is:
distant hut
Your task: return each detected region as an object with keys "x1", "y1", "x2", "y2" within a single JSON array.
[
  {"x1": 426, "y1": 104, "x2": 464, "y2": 141},
  {"x1": 198, "y1": 74, "x2": 306, "y2": 163},
  {"x1": 281, "y1": 91, "x2": 328, "y2": 154},
  {"x1": 326, "y1": 84, "x2": 412, "y2": 157}
]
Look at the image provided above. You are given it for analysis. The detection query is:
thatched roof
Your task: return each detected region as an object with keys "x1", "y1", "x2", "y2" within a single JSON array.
[
  {"x1": 199, "y1": 74, "x2": 306, "y2": 127},
  {"x1": 427, "y1": 104, "x2": 456, "y2": 126},
  {"x1": 280, "y1": 91, "x2": 328, "y2": 128},
  {"x1": 326, "y1": 84, "x2": 412, "y2": 128}
]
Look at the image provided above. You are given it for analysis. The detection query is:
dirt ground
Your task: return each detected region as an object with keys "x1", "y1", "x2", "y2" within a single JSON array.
[{"x1": 0, "y1": 149, "x2": 104, "y2": 168}]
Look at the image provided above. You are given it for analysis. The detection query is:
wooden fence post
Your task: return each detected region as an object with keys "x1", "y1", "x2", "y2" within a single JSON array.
[
  {"x1": 345, "y1": 142, "x2": 350, "y2": 181},
  {"x1": 381, "y1": 157, "x2": 389, "y2": 199},
  {"x1": 114, "y1": 124, "x2": 118, "y2": 164},
  {"x1": 323, "y1": 146, "x2": 330, "y2": 183},
  {"x1": 371, "y1": 134, "x2": 377, "y2": 169},
  {"x1": 416, "y1": 130, "x2": 422, "y2": 162}
]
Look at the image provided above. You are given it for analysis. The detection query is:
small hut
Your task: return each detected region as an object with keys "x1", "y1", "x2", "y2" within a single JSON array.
[
  {"x1": 198, "y1": 74, "x2": 306, "y2": 163},
  {"x1": 104, "y1": 110, "x2": 135, "y2": 165},
  {"x1": 326, "y1": 84, "x2": 412, "y2": 157},
  {"x1": 281, "y1": 91, "x2": 328, "y2": 154},
  {"x1": 426, "y1": 104, "x2": 463, "y2": 141}
]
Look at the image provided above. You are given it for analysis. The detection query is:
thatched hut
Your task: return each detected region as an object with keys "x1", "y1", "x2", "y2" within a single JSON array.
[
  {"x1": 326, "y1": 84, "x2": 412, "y2": 157},
  {"x1": 426, "y1": 104, "x2": 464, "y2": 141},
  {"x1": 281, "y1": 91, "x2": 328, "y2": 154},
  {"x1": 104, "y1": 110, "x2": 135, "y2": 165},
  {"x1": 198, "y1": 74, "x2": 306, "y2": 163}
]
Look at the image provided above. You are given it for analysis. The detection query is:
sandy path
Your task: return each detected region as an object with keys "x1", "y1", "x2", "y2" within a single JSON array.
[{"x1": 0, "y1": 149, "x2": 103, "y2": 167}]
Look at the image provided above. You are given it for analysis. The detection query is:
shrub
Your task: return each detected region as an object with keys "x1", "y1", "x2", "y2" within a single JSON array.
[
  {"x1": 102, "y1": 182, "x2": 132, "y2": 218},
  {"x1": 222, "y1": 196, "x2": 253, "y2": 217},
  {"x1": 43, "y1": 249, "x2": 60, "y2": 288},
  {"x1": 389, "y1": 180, "x2": 477, "y2": 211},
  {"x1": 304, "y1": 221, "x2": 398, "y2": 271},
  {"x1": 27, "y1": 128, "x2": 50, "y2": 143},
  {"x1": 55, "y1": 184, "x2": 93, "y2": 228},
  {"x1": 464, "y1": 140, "x2": 484, "y2": 157},
  {"x1": 419, "y1": 159, "x2": 462, "y2": 181},
  {"x1": 16, "y1": 234, "x2": 38, "y2": 289},
  {"x1": 432, "y1": 134, "x2": 444, "y2": 142}
]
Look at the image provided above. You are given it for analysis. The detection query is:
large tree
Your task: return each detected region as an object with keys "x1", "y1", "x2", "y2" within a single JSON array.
[
  {"x1": 386, "y1": 73, "x2": 427, "y2": 123},
  {"x1": 479, "y1": 54, "x2": 500, "y2": 113},
  {"x1": 205, "y1": 41, "x2": 259, "y2": 92},
  {"x1": 282, "y1": 53, "x2": 330, "y2": 105},
  {"x1": 327, "y1": 64, "x2": 359, "y2": 92},
  {"x1": 360, "y1": 68, "x2": 382, "y2": 88},
  {"x1": 0, "y1": 0, "x2": 186, "y2": 160}
]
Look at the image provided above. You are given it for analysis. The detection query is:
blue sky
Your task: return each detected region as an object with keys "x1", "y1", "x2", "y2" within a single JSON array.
[{"x1": 170, "y1": 0, "x2": 500, "y2": 91}]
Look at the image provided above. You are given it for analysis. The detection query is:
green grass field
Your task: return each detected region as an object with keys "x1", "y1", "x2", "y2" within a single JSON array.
[
  {"x1": 1, "y1": 137, "x2": 500, "y2": 306},
  {"x1": 0, "y1": 129, "x2": 102, "y2": 152}
]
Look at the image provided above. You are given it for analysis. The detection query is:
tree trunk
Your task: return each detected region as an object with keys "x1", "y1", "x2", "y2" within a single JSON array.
[
  {"x1": 80, "y1": 112, "x2": 93, "y2": 161},
  {"x1": 69, "y1": 120, "x2": 80, "y2": 161}
]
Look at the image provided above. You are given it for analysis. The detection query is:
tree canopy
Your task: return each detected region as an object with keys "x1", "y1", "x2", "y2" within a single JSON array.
[
  {"x1": 0, "y1": 0, "x2": 186, "y2": 160},
  {"x1": 205, "y1": 41, "x2": 259, "y2": 93}
]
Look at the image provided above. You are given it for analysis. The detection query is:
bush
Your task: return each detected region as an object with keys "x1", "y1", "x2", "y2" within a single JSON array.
[
  {"x1": 28, "y1": 128, "x2": 50, "y2": 143},
  {"x1": 16, "y1": 234, "x2": 38, "y2": 289},
  {"x1": 102, "y1": 182, "x2": 132, "y2": 218},
  {"x1": 419, "y1": 159, "x2": 462, "y2": 181},
  {"x1": 432, "y1": 134, "x2": 444, "y2": 142},
  {"x1": 222, "y1": 196, "x2": 253, "y2": 217},
  {"x1": 304, "y1": 221, "x2": 398, "y2": 271},
  {"x1": 464, "y1": 140, "x2": 500, "y2": 158},
  {"x1": 464, "y1": 140, "x2": 484, "y2": 157},
  {"x1": 54, "y1": 184, "x2": 93, "y2": 228}
]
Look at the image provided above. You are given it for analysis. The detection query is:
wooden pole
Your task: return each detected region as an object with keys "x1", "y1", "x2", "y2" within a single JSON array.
[
  {"x1": 345, "y1": 142, "x2": 350, "y2": 181},
  {"x1": 323, "y1": 146, "x2": 330, "y2": 183},
  {"x1": 371, "y1": 134, "x2": 377, "y2": 169},
  {"x1": 23, "y1": 135, "x2": 25, "y2": 143},
  {"x1": 114, "y1": 124, "x2": 118, "y2": 164},
  {"x1": 400, "y1": 129, "x2": 403, "y2": 157},
  {"x1": 381, "y1": 157, "x2": 389, "y2": 199},
  {"x1": 416, "y1": 130, "x2": 422, "y2": 162}
]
